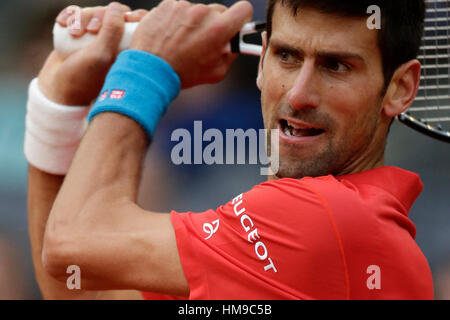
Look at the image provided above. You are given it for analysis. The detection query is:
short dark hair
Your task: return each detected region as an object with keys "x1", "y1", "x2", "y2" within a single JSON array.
[{"x1": 266, "y1": 0, "x2": 426, "y2": 90}]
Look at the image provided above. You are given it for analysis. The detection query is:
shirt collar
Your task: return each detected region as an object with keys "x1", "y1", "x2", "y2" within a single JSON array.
[{"x1": 338, "y1": 166, "x2": 424, "y2": 216}]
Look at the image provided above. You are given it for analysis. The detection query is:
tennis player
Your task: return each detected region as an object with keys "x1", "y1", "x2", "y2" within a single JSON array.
[{"x1": 27, "y1": 0, "x2": 434, "y2": 299}]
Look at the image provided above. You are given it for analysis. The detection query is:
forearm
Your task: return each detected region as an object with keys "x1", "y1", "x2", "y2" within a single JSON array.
[
  {"x1": 43, "y1": 113, "x2": 149, "y2": 285},
  {"x1": 26, "y1": 76, "x2": 97, "y2": 298},
  {"x1": 33, "y1": 0, "x2": 252, "y2": 296},
  {"x1": 27, "y1": 3, "x2": 161, "y2": 298},
  {"x1": 26, "y1": 81, "x2": 146, "y2": 297},
  {"x1": 28, "y1": 166, "x2": 98, "y2": 299},
  {"x1": 51, "y1": 112, "x2": 147, "y2": 222}
]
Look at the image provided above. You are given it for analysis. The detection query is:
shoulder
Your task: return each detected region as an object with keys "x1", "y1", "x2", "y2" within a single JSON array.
[
  {"x1": 234, "y1": 175, "x2": 382, "y2": 242},
  {"x1": 239, "y1": 175, "x2": 346, "y2": 214},
  {"x1": 248, "y1": 175, "x2": 346, "y2": 197},
  {"x1": 213, "y1": 175, "x2": 351, "y2": 238}
]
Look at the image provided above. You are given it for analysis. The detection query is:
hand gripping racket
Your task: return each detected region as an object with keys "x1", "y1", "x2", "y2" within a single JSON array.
[{"x1": 53, "y1": 20, "x2": 266, "y2": 57}]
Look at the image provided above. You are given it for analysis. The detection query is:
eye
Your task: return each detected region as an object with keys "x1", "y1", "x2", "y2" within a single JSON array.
[
  {"x1": 279, "y1": 50, "x2": 291, "y2": 62},
  {"x1": 275, "y1": 49, "x2": 298, "y2": 64},
  {"x1": 323, "y1": 59, "x2": 350, "y2": 73}
]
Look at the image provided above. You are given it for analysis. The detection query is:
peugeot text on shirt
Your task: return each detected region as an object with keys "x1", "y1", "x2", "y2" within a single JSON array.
[{"x1": 231, "y1": 193, "x2": 277, "y2": 273}]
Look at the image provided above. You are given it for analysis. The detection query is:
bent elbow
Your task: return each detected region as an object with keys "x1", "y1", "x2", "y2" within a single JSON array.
[{"x1": 42, "y1": 227, "x2": 76, "y2": 282}]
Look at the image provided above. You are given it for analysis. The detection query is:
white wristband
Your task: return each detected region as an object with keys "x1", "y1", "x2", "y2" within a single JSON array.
[{"x1": 24, "y1": 78, "x2": 90, "y2": 175}]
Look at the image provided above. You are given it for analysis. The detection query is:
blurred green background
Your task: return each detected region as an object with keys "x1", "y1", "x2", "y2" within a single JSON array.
[{"x1": 0, "y1": 0, "x2": 449, "y2": 299}]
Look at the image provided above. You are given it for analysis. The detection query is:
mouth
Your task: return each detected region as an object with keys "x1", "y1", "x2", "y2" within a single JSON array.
[{"x1": 279, "y1": 119, "x2": 325, "y2": 141}]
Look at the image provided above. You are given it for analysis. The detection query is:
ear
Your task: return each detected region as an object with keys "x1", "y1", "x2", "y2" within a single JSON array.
[
  {"x1": 256, "y1": 31, "x2": 268, "y2": 91},
  {"x1": 382, "y1": 59, "x2": 421, "y2": 117}
]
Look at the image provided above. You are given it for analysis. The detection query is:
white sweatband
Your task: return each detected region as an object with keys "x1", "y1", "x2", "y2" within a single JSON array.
[{"x1": 24, "y1": 78, "x2": 90, "y2": 175}]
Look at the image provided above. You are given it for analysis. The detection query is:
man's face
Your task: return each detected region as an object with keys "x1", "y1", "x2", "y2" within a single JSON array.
[{"x1": 258, "y1": 4, "x2": 386, "y2": 178}]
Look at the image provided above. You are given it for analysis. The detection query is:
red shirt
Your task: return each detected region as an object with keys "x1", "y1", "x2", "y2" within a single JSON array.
[{"x1": 143, "y1": 166, "x2": 433, "y2": 300}]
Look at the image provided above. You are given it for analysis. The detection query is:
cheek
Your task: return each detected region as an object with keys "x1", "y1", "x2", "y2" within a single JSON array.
[
  {"x1": 261, "y1": 69, "x2": 289, "y2": 123},
  {"x1": 327, "y1": 87, "x2": 380, "y2": 142},
  {"x1": 328, "y1": 69, "x2": 384, "y2": 136},
  {"x1": 264, "y1": 81, "x2": 284, "y2": 106}
]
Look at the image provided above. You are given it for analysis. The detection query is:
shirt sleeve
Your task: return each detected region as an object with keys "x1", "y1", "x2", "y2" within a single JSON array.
[{"x1": 170, "y1": 178, "x2": 348, "y2": 300}]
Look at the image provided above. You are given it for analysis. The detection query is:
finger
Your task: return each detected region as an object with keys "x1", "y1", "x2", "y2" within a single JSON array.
[
  {"x1": 121, "y1": 4, "x2": 132, "y2": 12},
  {"x1": 158, "y1": 0, "x2": 177, "y2": 10},
  {"x1": 159, "y1": 0, "x2": 177, "y2": 5},
  {"x1": 56, "y1": 6, "x2": 73, "y2": 27},
  {"x1": 125, "y1": 9, "x2": 148, "y2": 22},
  {"x1": 223, "y1": 52, "x2": 238, "y2": 64},
  {"x1": 87, "y1": 4, "x2": 129, "y2": 33},
  {"x1": 86, "y1": 9, "x2": 106, "y2": 33},
  {"x1": 70, "y1": 7, "x2": 102, "y2": 37},
  {"x1": 221, "y1": 53, "x2": 238, "y2": 72},
  {"x1": 93, "y1": 2, "x2": 126, "y2": 58},
  {"x1": 220, "y1": 1, "x2": 253, "y2": 39},
  {"x1": 208, "y1": 54, "x2": 237, "y2": 84},
  {"x1": 65, "y1": 5, "x2": 83, "y2": 36},
  {"x1": 60, "y1": 5, "x2": 82, "y2": 33},
  {"x1": 208, "y1": 3, "x2": 227, "y2": 13},
  {"x1": 56, "y1": 5, "x2": 84, "y2": 28}
]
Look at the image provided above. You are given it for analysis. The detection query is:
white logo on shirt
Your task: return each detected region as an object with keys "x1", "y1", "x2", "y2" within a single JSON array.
[
  {"x1": 366, "y1": 265, "x2": 381, "y2": 290},
  {"x1": 203, "y1": 219, "x2": 220, "y2": 240},
  {"x1": 231, "y1": 193, "x2": 277, "y2": 273}
]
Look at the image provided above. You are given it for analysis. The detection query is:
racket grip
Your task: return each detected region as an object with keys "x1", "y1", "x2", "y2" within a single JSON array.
[
  {"x1": 53, "y1": 22, "x2": 241, "y2": 58},
  {"x1": 53, "y1": 22, "x2": 139, "y2": 58}
]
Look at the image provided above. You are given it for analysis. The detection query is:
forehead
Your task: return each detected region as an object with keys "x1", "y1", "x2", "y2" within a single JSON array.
[{"x1": 270, "y1": 2, "x2": 380, "y2": 60}]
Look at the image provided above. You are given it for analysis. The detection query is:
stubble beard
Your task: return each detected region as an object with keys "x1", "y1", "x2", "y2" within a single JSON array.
[{"x1": 265, "y1": 102, "x2": 381, "y2": 180}]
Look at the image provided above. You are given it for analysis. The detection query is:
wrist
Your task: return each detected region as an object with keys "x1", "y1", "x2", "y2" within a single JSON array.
[
  {"x1": 88, "y1": 49, "x2": 181, "y2": 139},
  {"x1": 24, "y1": 78, "x2": 90, "y2": 175},
  {"x1": 37, "y1": 51, "x2": 105, "y2": 106},
  {"x1": 37, "y1": 77, "x2": 69, "y2": 106},
  {"x1": 89, "y1": 112, "x2": 148, "y2": 150},
  {"x1": 37, "y1": 71, "x2": 89, "y2": 106},
  {"x1": 37, "y1": 53, "x2": 75, "y2": 106}
]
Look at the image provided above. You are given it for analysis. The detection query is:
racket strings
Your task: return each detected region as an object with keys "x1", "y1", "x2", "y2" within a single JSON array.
[{"x1": 409, "y1": 0, "x2": 450, "y2": 128}]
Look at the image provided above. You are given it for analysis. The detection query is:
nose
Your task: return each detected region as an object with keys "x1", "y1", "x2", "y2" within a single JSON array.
[{"x1": 287, "y1": 60, "x2": 320, "y2": 110}]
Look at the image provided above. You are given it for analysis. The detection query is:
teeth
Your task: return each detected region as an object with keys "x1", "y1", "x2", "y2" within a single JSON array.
[
  {"x1": 282, "y1": 120, "x2": 324, "y2": 138},
  {"x1": 286, "y1": 121, "x2": 305, "y2": 130},
  {"x1": 284, "y1": 124, "x2": 300, "y2": 137},
  {"x1": 283, "y1": 121, "x2": 296, "y2": 136},
  {"x1": 284, "y1": 126, "x2": 291, "y2": 136}
]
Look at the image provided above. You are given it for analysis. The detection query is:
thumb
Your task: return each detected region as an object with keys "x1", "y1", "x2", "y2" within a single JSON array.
[
  {"x1": 93, "y1": 2, "x2": 126, "y2": 58},
  {"x1": 221, "y1": 1, "x2": 253, "y2": 40}
]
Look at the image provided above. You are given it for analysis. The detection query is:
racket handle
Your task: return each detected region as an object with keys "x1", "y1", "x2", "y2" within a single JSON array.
[
  {"x1": 53, "y1": 21, "x2": 263, "y2": 57},
  {"x1": 53, "y1": 22, "x2": 138, "y2": 58}
]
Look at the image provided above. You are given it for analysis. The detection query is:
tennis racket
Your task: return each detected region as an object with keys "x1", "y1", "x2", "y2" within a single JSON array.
[{"x1": 53, "y1": 1, "x2": 450, "y2": 143}]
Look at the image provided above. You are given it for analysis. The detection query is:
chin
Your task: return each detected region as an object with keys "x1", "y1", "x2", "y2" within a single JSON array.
[
  {"x1": 274, "y1": 163, "x2": 318, "y2": 179},
  {"x1": 274, "y1": 155, "x2": 337, "y2": 179}
]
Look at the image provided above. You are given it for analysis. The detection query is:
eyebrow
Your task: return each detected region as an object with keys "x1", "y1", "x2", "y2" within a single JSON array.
[{"x1": 269, "y1": 38, "x2": 366, "y2": 63}]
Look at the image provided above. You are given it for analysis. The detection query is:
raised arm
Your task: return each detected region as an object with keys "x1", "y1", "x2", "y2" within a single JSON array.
[
  {"x1": 41, "y1": 0, "x2": 253, "y2": 296},
  {"x1": 27, "y1": 3, "x2": 149, "y2": 299}
]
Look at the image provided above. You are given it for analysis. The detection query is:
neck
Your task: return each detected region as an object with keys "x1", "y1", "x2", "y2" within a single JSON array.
[
  {"x1": 336, "y1": 125, "x2": 388, "y2": 177},
  {"x1": 268, "y1": 134, "x2": 387, "y2": 181}
]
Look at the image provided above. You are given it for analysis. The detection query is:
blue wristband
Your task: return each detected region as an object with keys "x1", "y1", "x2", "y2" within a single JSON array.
[{"x1": 88, "y1": 49, "x2": 181, "y2": 139}]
